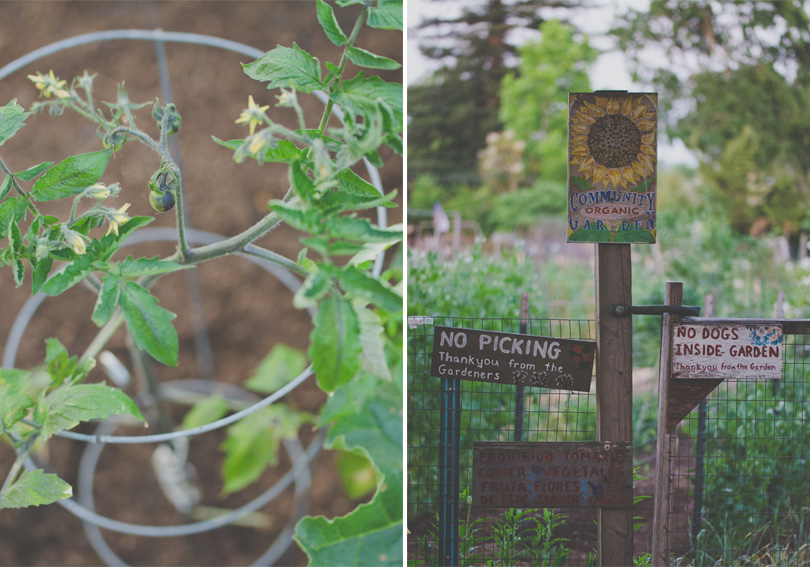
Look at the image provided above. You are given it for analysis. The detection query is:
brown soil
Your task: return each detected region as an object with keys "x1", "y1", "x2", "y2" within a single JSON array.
[{"x1": 0, "y1": 2, "x2": 402, "y2": 566}]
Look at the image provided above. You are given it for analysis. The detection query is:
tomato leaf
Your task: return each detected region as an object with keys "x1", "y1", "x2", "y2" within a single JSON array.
[
  {"x1": 181, "y1": 395, "x2": 230, "y2": 430},
  {"x1": 338, "y1": 265, "x2": 401, "y2": 313},
  {"x1": 297, "y1": 372, "x2": 403, "y2": 563},
  {"x1": 316, "y1": 0, "x2": 347, "y2": 46},
  {"x1": 0, "y1": 99, "x2": 29, "y2": 146},
  {"x1": 31, "y1": 149, "x2": 112, "y2": 202},
  {"x1": 40, "y1": 254, "x2": 95, "y2": 296},
  {"x1": 0, "y1": 175, "x2": 12, "y2": 200},
  {"x1": 325, "y1": 376, "x2": 401, "y2": 478},
  {"x1": 117, "y1": 255, "x2": 190, "y2": 278},
  {"x1": 332, "y1": 74, "x2": 402, "y2": 125},
  {"x1": 289, "y1": 159, "x2": 316, "y2": 202},
  {"x1": 0, "y1": 469, "x2": 72, "y2": 510},
  {"x1": 294, "y1": 473, "x2": 402, "y2": 566},
  {"x1": 346, "y1": 47, "x2": 400, "y2": 70},
  {"x1": 367, "y1": 0, "x2": 403, "y2": 30},
  {"x1": 92, "y1": 275, "x2": 121, "y2": 327},
  {"x1": 328, "y1": 170, "x2": 396, "y2": 210},
  {"x1": 0, "y1": 369, "x2": 34, "y2": 432},
  {"x1": 309, "y1": 296, "x2": 362, "y2": 392},
  {"x1": 14, "y1": 161, "x2": 54, "y2": 181},
  {"x1": 355, "y1": 307, "x2": 392, "y2": 382},
  {"x1": 244, "y1": 343, "x2": 308, "y2": 395},
  {"x1": 243, "y1": 44, "x2": 325, "y2": 93},
  {"x1": 31, "y1": 256, "x2": 53, "y2": 295},
  {"x1": 268, "y1": 200, "x2": 323, "y2": 233},
  {"x1": 36, "y1": 383, "x2": 145, "y2": 440},
  {"x1": 221, "y1": 405, "x2": 312, "y2": 494},
  {"x1": 118, "y1": 281, "x2": 178, "y2": 367},
  {"x1": 293, "y1": 268, "x2": 331, "y2": 309},
  {"x1": 327, "y1": 216, "x2": 402, "y2": 243}
]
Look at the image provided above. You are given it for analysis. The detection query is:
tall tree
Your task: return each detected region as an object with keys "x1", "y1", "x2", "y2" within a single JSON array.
[
  {"x1": 611, "y1": 0, "x2": 810, "y2": 255},
  {"x1": 613, "y1": 0, "x2": 810, "y2": 123},
  {"x1": 499, "y1": 19, "x2": 596, "y2": 183},
  {"x1": 408, "y1": 0, "x2": 581, "y2": 184}
]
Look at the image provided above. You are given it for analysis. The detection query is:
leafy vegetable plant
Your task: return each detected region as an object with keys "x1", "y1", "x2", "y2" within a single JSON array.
[{"x1": 0, "y1": 0, "x2": 402, "y2": 564}]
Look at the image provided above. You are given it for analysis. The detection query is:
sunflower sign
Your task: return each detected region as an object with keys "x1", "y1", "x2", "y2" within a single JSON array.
[{"x1": 567, "y1": 91, "x2": 658, "y2": 244}]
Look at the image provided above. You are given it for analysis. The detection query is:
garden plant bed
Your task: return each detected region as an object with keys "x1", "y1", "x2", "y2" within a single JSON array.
[{"x1": 0, "y1": 2, "x2": 402, "y2": 566}]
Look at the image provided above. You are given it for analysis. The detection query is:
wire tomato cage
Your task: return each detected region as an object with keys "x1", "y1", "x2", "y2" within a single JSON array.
[{"x1": 1, "y1": 29, "x2": 389, "y2": 566}]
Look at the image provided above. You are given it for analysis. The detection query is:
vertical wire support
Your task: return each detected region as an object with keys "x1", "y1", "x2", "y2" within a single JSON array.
[{"x1": 151, "y1": 29, "x2": 216, "y2": 381}]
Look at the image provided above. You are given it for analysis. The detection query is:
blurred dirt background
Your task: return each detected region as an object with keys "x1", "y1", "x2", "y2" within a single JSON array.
[{"x1": 0, "y1": 2, "x2": 402, "y2": 565}]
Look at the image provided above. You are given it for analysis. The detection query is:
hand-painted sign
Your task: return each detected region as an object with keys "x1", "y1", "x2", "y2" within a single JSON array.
[
  {"x1": 672, "y1": 323, "x2": 783, "y2": 380},
  {"x1": 429, "y1": 326, "x2": 595, "y2": 392},
  {"x1": 472, "y1": 442, "x2": 632, "y2": 508},
  {"x1": 567, "y1": 91, "x2": 658, "y2": 244}
]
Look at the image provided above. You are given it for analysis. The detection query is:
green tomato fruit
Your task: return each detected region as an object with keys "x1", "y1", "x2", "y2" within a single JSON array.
[
  {"x1": 103, "y1": 130, "x2": 127, "y2": 152},
  {"x1": 149, "y1": 190, "x2": 175, "y2": 213},
  {"x1": 152, "y1": 102, "x2": 182, "y2": 135}
]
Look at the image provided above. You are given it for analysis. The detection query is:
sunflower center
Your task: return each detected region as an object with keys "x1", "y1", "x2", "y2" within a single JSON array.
[{"x1": 587, "y1": 114, "x2": 642, "y2": 169}]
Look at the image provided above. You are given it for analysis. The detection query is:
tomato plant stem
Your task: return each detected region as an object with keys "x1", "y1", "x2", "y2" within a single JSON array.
[
  {"x1": 80, "y1": 311, "x2": 125, "y2": 365},
  {"x1": 0, "y1": 435, "x2": 37, "y2": 497},
  {"x1": 184, "y1": 207, "x2": 287, "y2": 264},
  {"x1": 315, "y1": 6, "x2": 369, "y2": 137}
]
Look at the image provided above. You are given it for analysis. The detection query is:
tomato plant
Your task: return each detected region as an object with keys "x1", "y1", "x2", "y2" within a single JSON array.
[{"x1": 0, "y1": 1, "x2": 402, "y2": 564}]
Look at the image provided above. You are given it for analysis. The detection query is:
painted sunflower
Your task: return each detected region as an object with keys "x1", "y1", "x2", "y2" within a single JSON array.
[{"x1": 569, "y1": 93, "x2": 657, "y2": 189}]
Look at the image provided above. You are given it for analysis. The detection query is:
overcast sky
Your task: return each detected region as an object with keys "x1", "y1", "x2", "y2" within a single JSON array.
[{"x1": 406, "y1": 0, "x2": 697, "y2": 165}]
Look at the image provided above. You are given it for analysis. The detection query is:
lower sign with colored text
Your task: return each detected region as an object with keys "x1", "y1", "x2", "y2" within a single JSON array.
[
  {"x1": 472, "y1": 442, "x2": 632, "y2": 509},
  {"x1": 672, "y1": 323, "x2": 783, "y2": 380}
]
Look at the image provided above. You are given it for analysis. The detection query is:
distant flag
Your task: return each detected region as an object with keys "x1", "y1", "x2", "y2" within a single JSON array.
[{"x1": 433, "y1": 202, "x2": 450, "y2": 234}]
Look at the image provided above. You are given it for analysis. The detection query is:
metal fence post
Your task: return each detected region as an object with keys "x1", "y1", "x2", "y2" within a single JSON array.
[
  {"x1": 514, "y1": 293, "x2": 529, "y2": 442},
  {"x1": 438, "y1": 376, "x2": 461, "y2": 566}
]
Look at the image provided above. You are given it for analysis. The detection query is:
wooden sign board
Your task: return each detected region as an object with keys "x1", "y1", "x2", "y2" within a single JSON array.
[
  {"x1": 567, "y1": 91, "x2": 658, "y2": 244},
  {"x1": 672, "y1": 323, "x2": 783, "y2": 380},
  {"x1": 429, "y1": 326, "x2": 595, "y2": 392},
  {"x1": 472, "y1": 442, "x2": 632, "y2": 509}
]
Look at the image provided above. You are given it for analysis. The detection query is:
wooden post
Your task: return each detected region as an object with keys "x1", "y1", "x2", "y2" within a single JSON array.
[
  {"x1": 652, "y1": 281, "x2": 683, "y2": 566},
  {"x1": 514, "y1": 293, "x2": 528, "y2": 442},
  {"x1": 595, "y1": 243, "x2": 633, "y2": 566}
]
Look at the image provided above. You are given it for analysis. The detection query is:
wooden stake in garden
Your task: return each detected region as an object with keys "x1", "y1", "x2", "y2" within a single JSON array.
[{"x1": 568, "y1": 90, "x2": 659, "y2": 565}]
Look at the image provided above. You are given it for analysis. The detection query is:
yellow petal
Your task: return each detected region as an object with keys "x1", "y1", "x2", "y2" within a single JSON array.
[
  {"x1": 641, "y1": 144, "x2": 656, "y2": 156},
  {"x1": 637, "y1": 119, "x2": 656, "y2": 131},
  {"x1": 631, "y1": 104, "x2": 648, "y2": 121},
  {"x1": 595, "y1": 96, "x2": 608, "y2": 108},
  {"x1": 571, "y1": 124, "x2": 590, "y2": 135},
  {"x1": 577, "y1": 111, "x2": 596, "y2": 125},
  {"x1": 570, "y1": 156, "x2": 583, "y2": 165},
  {"x1": 571, "y1": 145, "x2": 591, "y2": 156},
  {"x1": 580, "y1": 155, "x2": 595, "y2": 172},
  {"x1": 622, "y1": 166, "x2": 636, "y2": 184},
  {"x1": 593, "y1": 165, "x2": 607, "y2": 183},
  {"x1": 622, "y1": 97, "x2": 634, "y2": 115},
  {"x1": 606, "y1": 98, "x2": 621, "y2": 114},
  {"x1": 632, "y1": 161, "x2": 646, "y2": 178},
  {"x1": 585, "y1": 100, "x2": 605, "y2": 118},
  {"x1": 642, "y1": 132, "x2": 656, "y2": 145},
  {"x1": 638, "y1": 154, "x2": 655, "y2": 174},
  {"x1": 571, "y1": 135, "x2": 588, "y2": 146},
  {"x1": 608, "y1": 168, "x2": 622, "y2": 188}
]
